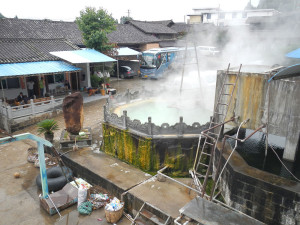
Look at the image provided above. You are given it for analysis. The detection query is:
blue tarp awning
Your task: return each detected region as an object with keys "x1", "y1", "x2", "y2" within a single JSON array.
[
  {"x1": 286, "y1": 48, "x2": 300, "y2": 59},
  {"x1": 0, "y1": 61, "x2": 81, "y2": 77},
  {"x1": 50, "y1": 49, "x2": 116, "y2": 64}
]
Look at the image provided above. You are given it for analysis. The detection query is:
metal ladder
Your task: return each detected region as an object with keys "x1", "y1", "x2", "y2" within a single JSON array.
[
  {"x1": 190, "y1": 64, "x2": 242, "y2": 198},
  {"x1": 131, "y1": 202, "x2": 171, "y2": 225}
]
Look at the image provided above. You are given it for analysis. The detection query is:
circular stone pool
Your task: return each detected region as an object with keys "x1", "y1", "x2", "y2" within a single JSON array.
[{"x1": 113, "y1": 98, "x2": 212, "y2": 126}]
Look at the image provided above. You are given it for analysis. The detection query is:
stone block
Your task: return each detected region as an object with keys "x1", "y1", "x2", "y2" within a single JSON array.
[{"x1": 63, "y1": 92, "x2": 84, "y2": 134}]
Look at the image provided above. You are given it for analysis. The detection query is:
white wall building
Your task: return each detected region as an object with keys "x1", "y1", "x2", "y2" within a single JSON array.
[{"x1": 187, "y1": 8, "x2": 279, "y2": 26}]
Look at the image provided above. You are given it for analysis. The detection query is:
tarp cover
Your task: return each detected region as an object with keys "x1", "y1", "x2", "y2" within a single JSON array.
[
  {"x1": 115, "y1": 47, "x2": 141, "y2": 56},
  {"x1": 286, "y1": 48, "x2": 300, "y2": 59},
  {"x1": 0, "y1": 61, "x2": 81, "y2": 77},
  {"x1": 50, "y1": 49, "x2": 116, "y2": 64}
]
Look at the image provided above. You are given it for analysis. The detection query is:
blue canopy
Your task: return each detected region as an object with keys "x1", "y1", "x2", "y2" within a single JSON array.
[
  {"x1": 50, "y1": 49, "x2": 116, "y2": 64},
  {"x1": 0, "y1": 61, "x2": 81, "y2": 77},
  {"x1": 286, "y1": 48, "x2": 300, "y2": 59}
]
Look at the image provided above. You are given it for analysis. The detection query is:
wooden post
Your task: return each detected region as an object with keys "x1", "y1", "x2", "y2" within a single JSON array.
[
  {"x1": 179, "y1": 116, "x2": 184, "y2": 136},
  {"x1": 103, "y1": 105, "x2": 107, "y2": 122},
  {"x1": 148, "y1": 117, "x2": 153, "y2": 136},
  {"x1": 50, "y1": 96, "x2": 55, "y2": 110},
  {"x1": 7, "y1": 105, "x2": 12, "y2": 119},
  {"x1": 30, "y1": 99, "x2": 35, "y2": 115},
  {"x1": 123, "y1": 110, "x2": 127, "y2": 129}
]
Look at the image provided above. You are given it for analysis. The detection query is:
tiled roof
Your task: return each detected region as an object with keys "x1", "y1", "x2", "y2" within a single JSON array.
[
  {"x1": 170, "y1": 23, "x2": 190, "y2": 33},
  {"x1": 107, "y1": 24, "x2": 159, "y2": 45},
  {"x1": 0, "y1": 38, "x2": 80, "y2": 63},
  {"x1": 127, "y1": 20, "x2": 178, "y2": 34},
  {"x1": 0, "y1": 18, "x2": 84, "y2": 46}
]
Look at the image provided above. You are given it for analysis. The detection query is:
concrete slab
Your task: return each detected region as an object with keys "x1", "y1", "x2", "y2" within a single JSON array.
[
  {"x1": 63, "y1": 148, "x2": 152, "y2": 192},
  {"x1": 180, "y1": 197, "x2": 264, "y2": 225},
  {"x1": 0, "y1": 140, "x2": 131, "y2": 225},
  {"x1": 127, "y1": 176, "x2": 197, "y2": 219}
]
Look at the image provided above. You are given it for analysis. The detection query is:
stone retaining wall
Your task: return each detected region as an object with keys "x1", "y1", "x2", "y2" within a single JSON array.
[{"x1": 215, "y1": 142, "x2": 300, "y2": 225}]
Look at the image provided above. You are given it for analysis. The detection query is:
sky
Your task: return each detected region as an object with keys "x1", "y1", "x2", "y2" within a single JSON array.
[{"x1": 1, "y1": 0, "x2": 260, "y2": 22}]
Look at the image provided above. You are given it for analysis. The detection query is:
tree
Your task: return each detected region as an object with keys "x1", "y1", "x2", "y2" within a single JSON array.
[
  {"x1": 0, "y1": 12, "x2": 5, "y2": 19},
  {"x1": 120, "y1": 16, "x2": 133, "y2": 24},
  {"x1": 76, "y1": 7, "x2": 116, "y2": 53}
]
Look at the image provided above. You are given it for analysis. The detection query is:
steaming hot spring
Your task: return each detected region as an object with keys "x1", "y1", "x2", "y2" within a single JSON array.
[{"x1": 114, "y1": 71, "x2": 216, "y2": 126}]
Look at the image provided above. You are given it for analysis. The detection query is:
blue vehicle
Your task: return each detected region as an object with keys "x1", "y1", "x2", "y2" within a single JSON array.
[{"x1": 140, "y1": 47, "x2": 181, "y2": 79}]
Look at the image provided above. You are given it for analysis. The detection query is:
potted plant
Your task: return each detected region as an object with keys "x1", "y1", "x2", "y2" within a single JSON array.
[{"x1": 37, "y1": 119, "x2": 59, "y2": 143}]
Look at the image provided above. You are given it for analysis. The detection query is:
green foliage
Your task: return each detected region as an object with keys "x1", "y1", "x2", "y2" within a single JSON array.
[
  {"x1": 76, "y1": 7, "x2": 116, "y2": 52},
  {"x1": 37, "y1": 119, "x2": 59, "y2": 135},
  {"x1": 90, "y1": 73, "x2": 103, "y2": 88},
  {"x1": 0, "y1": 13, "x2": 5, "y2": 18},
  {"x1": 120, "y1": 16, "x2": 132, "y2": 24}
]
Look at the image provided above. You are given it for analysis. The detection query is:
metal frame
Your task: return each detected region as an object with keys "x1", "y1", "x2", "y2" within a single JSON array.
[{"x1": 0, "y1": 133, "x2": 52, "y2": 198}]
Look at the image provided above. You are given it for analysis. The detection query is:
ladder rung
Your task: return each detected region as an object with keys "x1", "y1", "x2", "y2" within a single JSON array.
[
  {"x1": 204, "y1": 142, "x2": 214, "y2": 146},
  {"x1": 224, "y1": 83, "x2": 235, "y2": 85},
  {"x1": 217, "y1": 103, "x2": 228, "y2": 106},
  {"x1": 195, "y1": 172, "x2": 206, "y2": 178},
  {"x1": 221, "y1": 93, "x2": 231, "y2": 96},
  {"x1": 214, "y1": 112, "x2": 225, "y2": 115},
  {"x1": 201, "y1": 152, "x2": 211, "y2": 156},
  {"x1": 198, "y1": 162, "x2": 209, "y2": 167}
]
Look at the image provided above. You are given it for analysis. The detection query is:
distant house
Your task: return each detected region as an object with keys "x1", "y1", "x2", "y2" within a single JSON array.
[
  {"x1": 0, "y1": 18, "x2": 119, "y2": 132},
  {"x1": 187, "y1": 8, "x2": 279, "y2": 26},
  {"x1": 107, "y1": 20, "x2": 189, "y2": 51},
  {"x1": 107, "y1": 23, "x2": 160, "y2": 52},
  {"x1": 0, "y1": 18, "x2": 84, "y2": 47}
]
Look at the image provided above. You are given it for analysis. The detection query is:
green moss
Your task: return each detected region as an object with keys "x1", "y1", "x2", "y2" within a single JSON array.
[{"x1": 102, "y1": 123, "x2": 199, "y2": 176}]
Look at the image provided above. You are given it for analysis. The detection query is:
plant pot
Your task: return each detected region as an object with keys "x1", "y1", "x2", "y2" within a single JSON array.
[
  {"x1": 44, "y1": 132, "x2": 54, "y2": 143},
  {"x1": 100, "y1": 89, "x2": 106, "y2": 96}
]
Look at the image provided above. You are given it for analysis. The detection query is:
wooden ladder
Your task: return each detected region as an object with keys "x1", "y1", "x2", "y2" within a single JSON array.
[{"x1": 190, "y1": 64, "x2": 242, "y2": 198}]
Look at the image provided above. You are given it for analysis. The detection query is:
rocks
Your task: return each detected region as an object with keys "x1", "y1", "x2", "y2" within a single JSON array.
[{"x1": 63, "y1": 92, "x2": 84, "y2": 135}]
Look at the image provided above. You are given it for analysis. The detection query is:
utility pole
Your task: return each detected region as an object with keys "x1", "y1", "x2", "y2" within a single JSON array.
[{"x1": 127, "y1": 9, "x2": 131, "y2": 18}]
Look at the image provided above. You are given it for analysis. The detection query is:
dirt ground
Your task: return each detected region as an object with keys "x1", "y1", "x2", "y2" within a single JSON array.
[{"x1": 0, "y1": 77, "x2": 159, "y2": 225}]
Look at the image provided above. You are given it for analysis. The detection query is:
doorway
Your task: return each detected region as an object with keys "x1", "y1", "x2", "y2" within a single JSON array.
[{"x1": 70, "y1": 72, "x2": 80, "y2": 91}]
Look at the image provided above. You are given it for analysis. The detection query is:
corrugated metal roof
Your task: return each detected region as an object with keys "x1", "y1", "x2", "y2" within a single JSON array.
[
  {"x1": 268, "y1": 63, "x2": 300, "y2": 82},
  {"x1": 116, "y1": 47, "x2": 141, "y2": 56},
  {"x1": 0, "y1": 61, "x2": 81, "y2": 77},
  {"x1": 50, "y1": 49, "x2": 116, "y2": 63},
  {"x1": 286, "y1": 48, "x2": 300, "y2": 59}
]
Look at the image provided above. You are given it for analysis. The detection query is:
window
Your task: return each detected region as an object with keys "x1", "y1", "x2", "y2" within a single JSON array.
[
  {"x1": 207, "y1": 13, "x2": 211, "y2": 19},
  {"x1": 54, "y1": 74, "x2": 64, "y2": 83},
  {"x1": 47, "y1": 75, "x2": 54, "y2": 84},
  {"x1": 1, "y1": 79, "x2": 7, "y2": 89},
  {"x1": 219, "y1": 13, "x2": 225, "y2": 19},
  {"x1": 7, "y1": 78, "x2": 20, "y2": 89}
]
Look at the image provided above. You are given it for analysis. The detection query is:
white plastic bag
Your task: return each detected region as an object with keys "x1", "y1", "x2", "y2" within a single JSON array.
[{"x1": 77, "y1": 185, "x2": 87, "y2": 208}]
